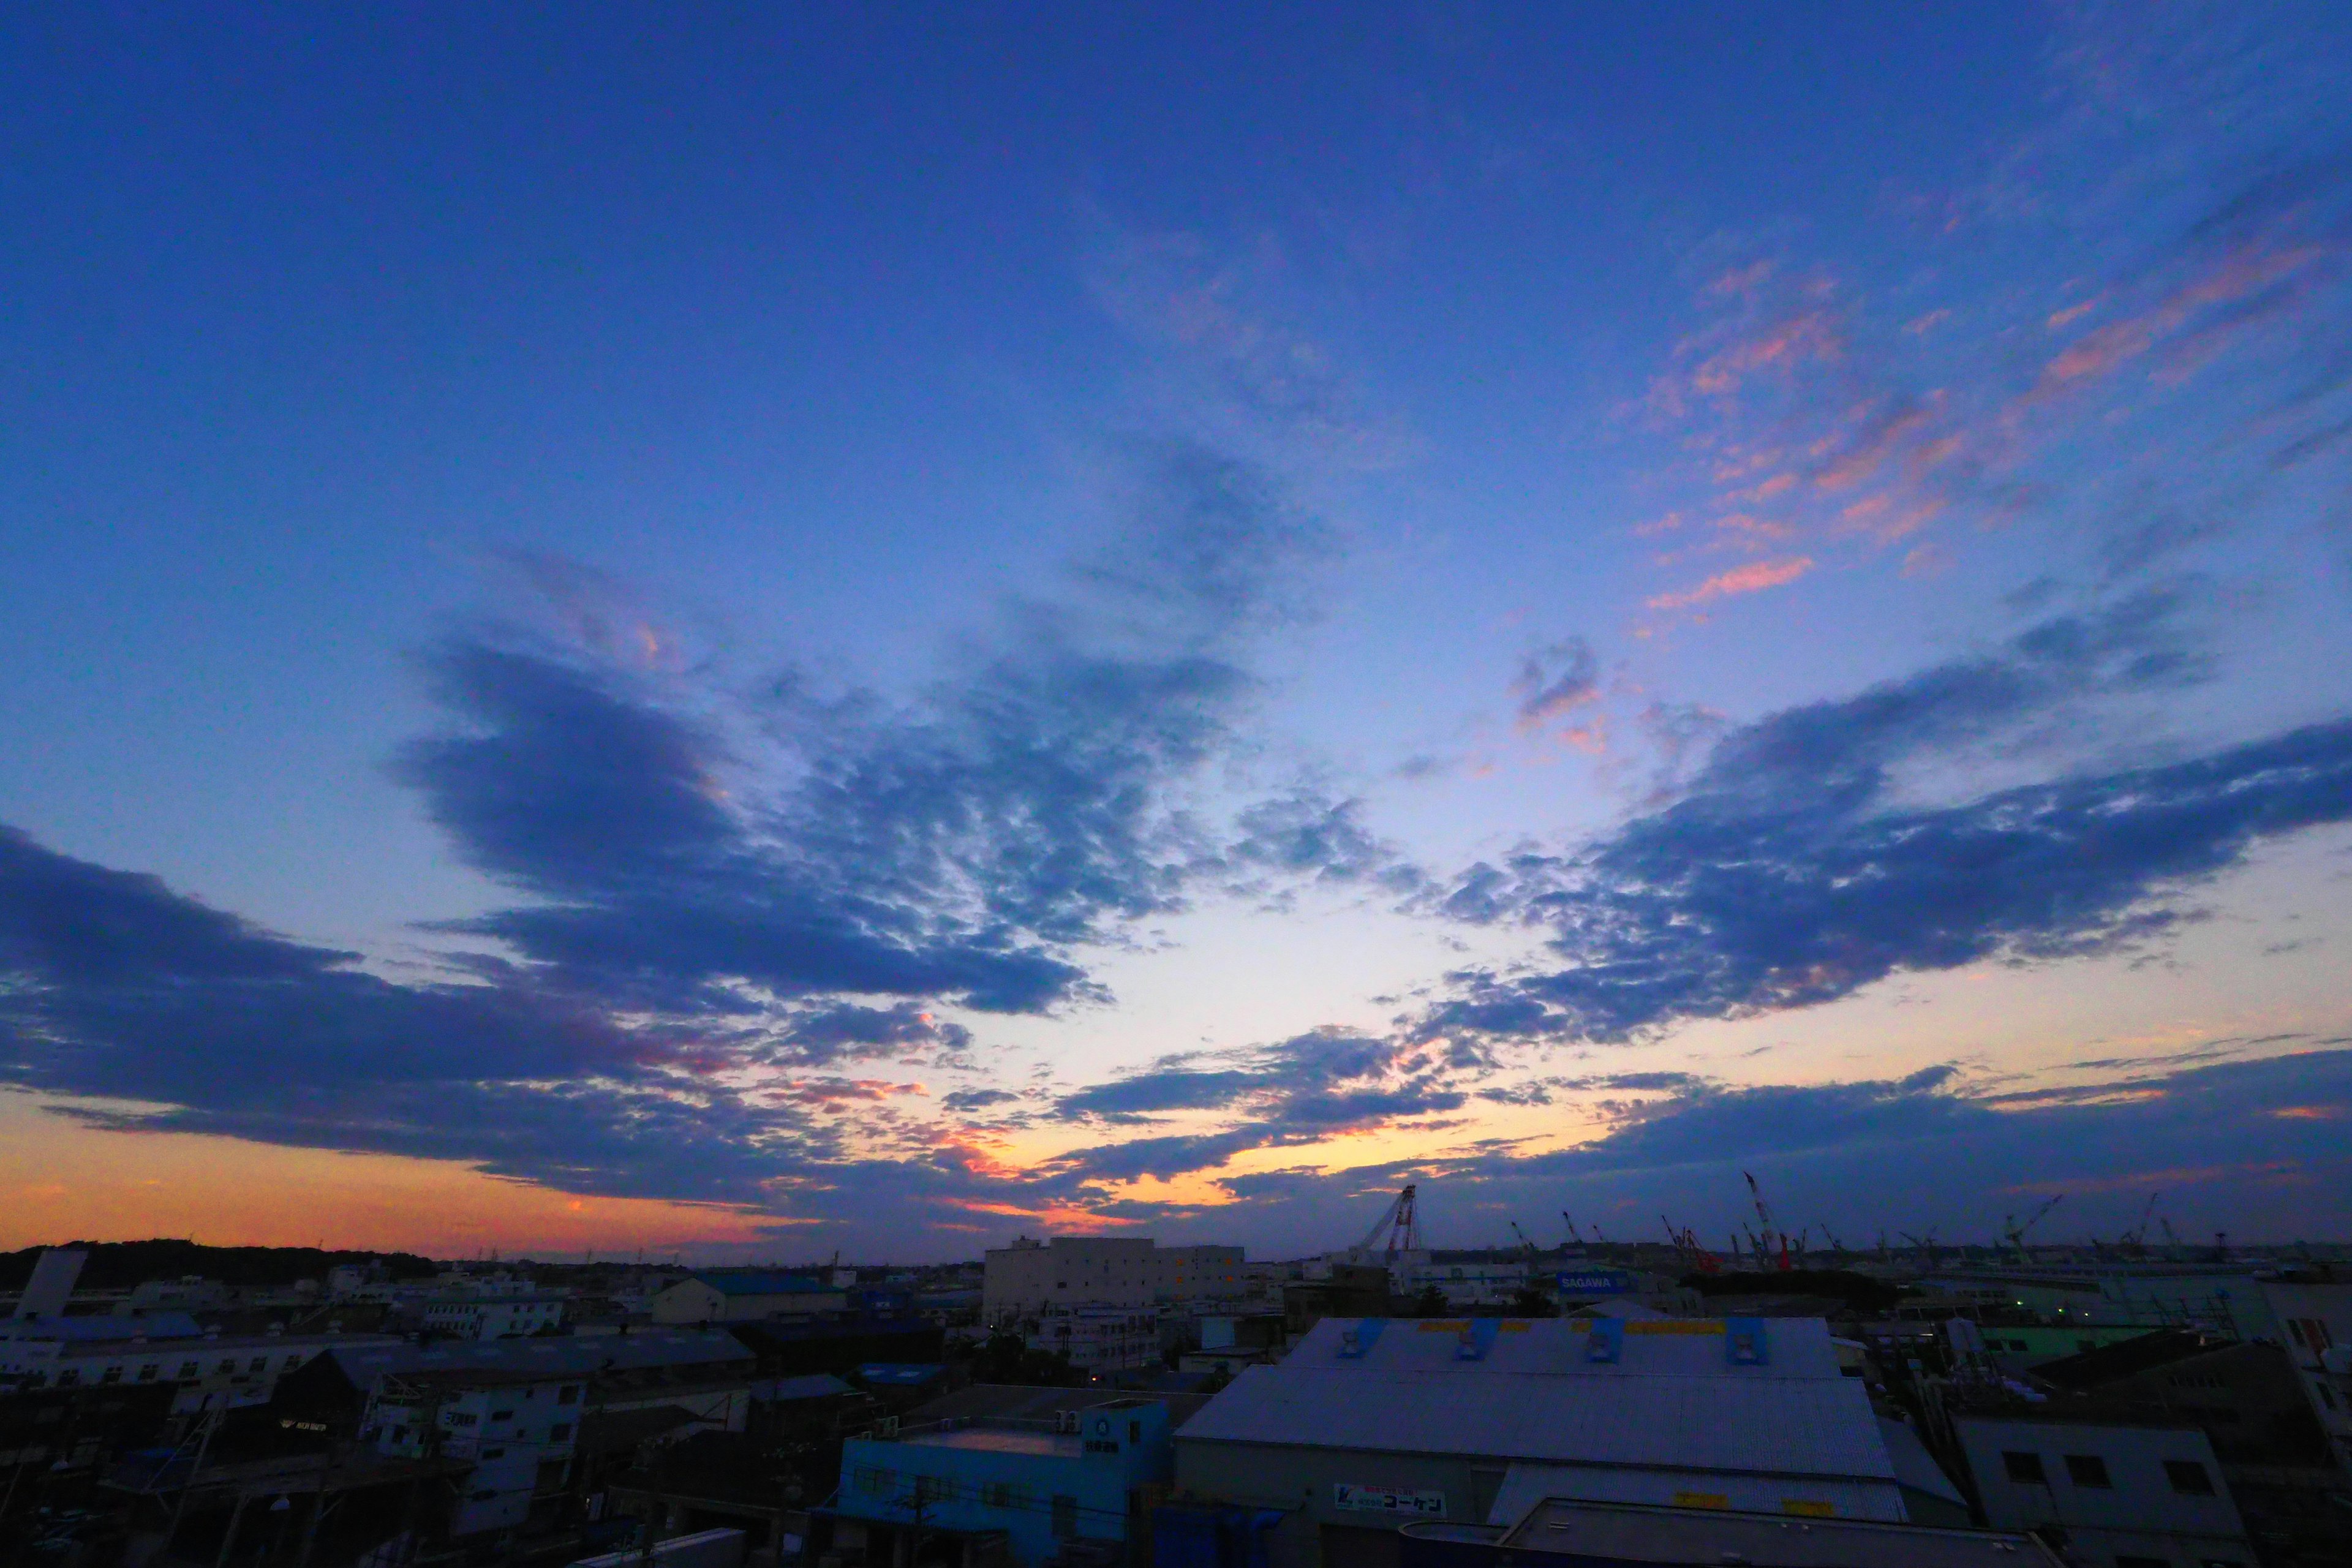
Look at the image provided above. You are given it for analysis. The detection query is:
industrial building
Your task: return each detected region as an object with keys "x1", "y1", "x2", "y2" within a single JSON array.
[
  {"x1": 982, "y1": 1237, "x2": 1247, "y2": 1322},
  {"x1": 1175, "y1": 1315, "x2": 1924, "y2": 1566}
]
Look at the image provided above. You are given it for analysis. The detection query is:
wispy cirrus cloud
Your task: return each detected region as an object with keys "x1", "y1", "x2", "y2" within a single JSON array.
[{"x1": 1644, "y1": 556, "x2": 1815, "y2": 611}]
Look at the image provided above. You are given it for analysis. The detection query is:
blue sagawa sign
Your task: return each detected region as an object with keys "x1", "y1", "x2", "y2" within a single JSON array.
[{"x1": 1555, "y1": 1269, "x2": 1634, "y2": 1295}]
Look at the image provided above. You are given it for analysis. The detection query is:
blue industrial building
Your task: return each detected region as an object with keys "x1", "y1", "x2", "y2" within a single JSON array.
[{"x1": 823, "y1": 1395, "x2": 1177, "y2": 1567}]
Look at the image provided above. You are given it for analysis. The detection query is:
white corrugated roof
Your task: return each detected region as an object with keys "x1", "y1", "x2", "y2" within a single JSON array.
[
  {"x1": 1176, "y1": 1317, "x2": 1892, "y2": 1482},
  {"x1": 1276, "y1": 1314, "x2": 1844, "y2": 1381}
]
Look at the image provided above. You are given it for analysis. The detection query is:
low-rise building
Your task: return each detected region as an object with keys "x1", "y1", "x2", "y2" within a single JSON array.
[
  {"x1": 276, "y1": 1329, "x2": 763, "y2": 1444},
  {"x1": 652, "y1": 1270, "x2": 848, "y2": 1324},
  {"x1": 1177, "y1": 1314, "x2": 1921, "y2": 1566},
  {"x1": 1951, "y1": 1412, "x2": 2257, "y2": 1568},
  {"x1": 826, "y1": 1394, "x2": 1182, "y2": 1566},
  {"x1": 982, "y1": 1237, "x2": 1247, "y2": 1322},
  {"x1": 1027, "y1": 1306, "x2": 1159, "y2": 1374},
  {"x1": 421, "y1": 1293, "x2": 567, "y2": 1340},
  {"x1": 0, "y1": 1319, "x2": 394, "y2": 1415},
  {"x1": 2257, "y1": 1273, "x2": 2352, "y2": 1474}
]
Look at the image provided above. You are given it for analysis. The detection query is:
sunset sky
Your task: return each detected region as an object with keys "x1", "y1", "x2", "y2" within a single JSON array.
[{"x1": 4, "y1": 3, "x2": 2351, "y2": 1262}]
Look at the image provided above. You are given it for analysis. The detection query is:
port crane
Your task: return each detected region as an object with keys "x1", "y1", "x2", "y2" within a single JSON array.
[
  {"x1": 2119, "y1": 1193, "x2": 2162, "y2": 1257},
  {"x1": 1744, "y1": 1171, "x2": 1792, "y2": 1270},
  {"x1": 1357, "y1": 1183, "x2": 1425, "y2": 1261},
  {"x1": 2003, "y1": 1195, "x2": 2064, "y2": 1262}
]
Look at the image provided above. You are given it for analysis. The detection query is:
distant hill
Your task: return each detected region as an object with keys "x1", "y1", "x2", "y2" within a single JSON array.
[{"x1": 0, "y1": 1239, "x2": 439, "y2": 1291}]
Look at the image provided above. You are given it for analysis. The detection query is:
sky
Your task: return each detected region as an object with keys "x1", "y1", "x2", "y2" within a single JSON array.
[{"x1": 4, "y1": 2, "x2": 2352, "y2": 1264}]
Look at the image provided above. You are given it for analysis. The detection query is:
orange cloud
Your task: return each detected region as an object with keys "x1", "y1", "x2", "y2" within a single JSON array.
[
  {"x1": 2272, "y1": 1104, "x2": 2344, "y2": 1121},
  {"x1": 1646, "y1": 556, "x2": 1815, "y2": 611},
  {"x1": 1903, "y1": 309, "x2": 1952, "y2": 336}
]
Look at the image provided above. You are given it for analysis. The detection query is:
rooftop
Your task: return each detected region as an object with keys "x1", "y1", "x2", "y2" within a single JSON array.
[
  {"x1": 905, "y1": 1382, "x2": 1212, "y2": 1430},
  {"x1": 1482, "y1": 1497, "x2": 2060, "y2": 1566},
  {"x1": 1178, "y1": 1319, "x2": 1890, "y2": 1480},
  {"x1": 902, "y1": 1425, "x2": 1083, "y2": 1458},
  {"x1": 682, "y1": 1270, "x2": 836, "y2": 1295},
  {"x1": 1273, "y1": 1314, "x2": 1845, "y2": 1380}
]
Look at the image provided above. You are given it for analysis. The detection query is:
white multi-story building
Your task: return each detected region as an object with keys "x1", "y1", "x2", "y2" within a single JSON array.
[
  {"x1": 983, "y1": 1237, "x2": 1246, "y2": 1323},
  {"x1": 422, "y1": 1294, "x2": 567, "y2": 1340},
  {"x1": 366, "y1": 1370, "x2": 582, "y2": 1536}
]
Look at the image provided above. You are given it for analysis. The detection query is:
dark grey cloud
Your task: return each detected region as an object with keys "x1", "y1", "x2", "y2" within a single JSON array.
[
  {"x1": 401, "y1": 440, "x2": 1331, "y2": 1018},
  {"x1": 1419, "y1": 598, "x2": 2352, "y2": 1044},
  {"x1": 770, "y1": 1002, "x2": 973, "y2": 1065},
  {"x1": 1510, "y1": 638, "x2": 1599, "y2": 729},
  {"x1": 1218, "y1": 791, "x2": 1420, "y2": 897},
  {"x1": 940, "y1": 1088, "x2": 1021, "y2": 1113}
]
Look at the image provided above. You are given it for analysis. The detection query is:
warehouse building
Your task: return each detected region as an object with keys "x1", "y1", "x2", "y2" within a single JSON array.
[
  {"x1": 650, "y1": 1270, "x2": 847, "y2": 1324},
  {"x1": 1175, "y1": 1315, "x2": 1921, "y2": 1568}
]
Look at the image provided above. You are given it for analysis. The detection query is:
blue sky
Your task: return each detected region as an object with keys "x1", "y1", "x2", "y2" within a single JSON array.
[{"x1": 4, "y1": 3, "x2": 2351, "y2": 1260}]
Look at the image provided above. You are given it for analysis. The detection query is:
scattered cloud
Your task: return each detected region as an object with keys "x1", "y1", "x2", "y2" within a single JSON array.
[{"x1": 1646, "y1": 556, "x2": 1815, "y2": 611}]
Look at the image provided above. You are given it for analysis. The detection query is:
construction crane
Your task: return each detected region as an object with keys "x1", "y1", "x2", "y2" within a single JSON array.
[
  {"x1": 2003, "y1": 1195, "x2": 2064, "y2": 1262},
  {"x1": 2119, "y1": 1193, "x2": 2162, "y2": 1256},
  {"x1": 1899, "y1": 1229, "x2": 1939, "y2": 1267},
  {"x1": 1561, "y1": 1211, "x2": 1585, "y2": 1247},
  {"x1": 1660, "y1": 1216, "x2": 1721, "y2": 1274},
  {"x1": 1357, "y1": 1183, "x2": 1425, "y2": 1261},
  {"x1": 2158, "y1": 1215, "x2": 2183, "y2": 1259},
  {"x1": 1815, "y1": 1224, "x2": 1845, "y2": 1259},
  {"x1": 1744, "y1": 1171, "x2": 1792, "y2": 1270}
]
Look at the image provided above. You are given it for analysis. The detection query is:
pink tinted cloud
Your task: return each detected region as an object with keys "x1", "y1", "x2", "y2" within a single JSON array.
[
  {"x1": 2027, "y1": 244, "x2": 2327, "y2": 402},
  {"x1": 1646, "y1": 556, "x2": 1815, "y2": 611}
]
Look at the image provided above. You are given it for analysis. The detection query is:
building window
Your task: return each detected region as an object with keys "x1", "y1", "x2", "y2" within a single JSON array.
[
  {"x1": 57, "y1": 1370, "x2": 80, "y2": 1387},
  {"x1": 217, "y1": 1361, "x2": 236, "y2": 1375},
  {"x1": 981, "y1": 1483, "x2": 1017, "y2": 1509},
  {"x1": 100, "y1": 1366, "x2": 124, "y2": 1384},
  {"x1": 285, "y1": 1355, "x2": 303, "y2": 1368},
  {"x1": 1052, "y1": 1495, "x2": 1079, "y2": 1539},
  {"x1": 549, "y1": 1423, "x2": 571, "y2": 1442},
  {"x1": 854, "y1": 1466, "x2": 891, "y2": 1496},
  {"x1": 2064, "y1": 1455, "x2": 2112, "y2": 1489},
  {"x1": 137, "y1": 1365, "x2": 159, "y2": 1382},
  {"x1": 2165, "y1": 1460, "x2": 2215, "y2": 1495},
  {"x1": 559, "y1": 1385, "x2": 580, "y2": 1404},
  {"x1": 2002, "y1": 1451, "x2": 2045, "y2": 1484},
  {"x1": 249, "y1": 1359, "x2": 267, "y2": 1373}
]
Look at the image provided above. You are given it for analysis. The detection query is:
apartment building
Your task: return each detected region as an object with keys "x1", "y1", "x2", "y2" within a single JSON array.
[{"x1": 982, "y1": 1237, "x2": 1246, "y2": 1322}]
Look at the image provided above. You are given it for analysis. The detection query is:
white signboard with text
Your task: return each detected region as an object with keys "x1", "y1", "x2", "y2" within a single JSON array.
[{"x1": 1333, "y1": 1483, "x2": 1446, "y2": 1517}]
